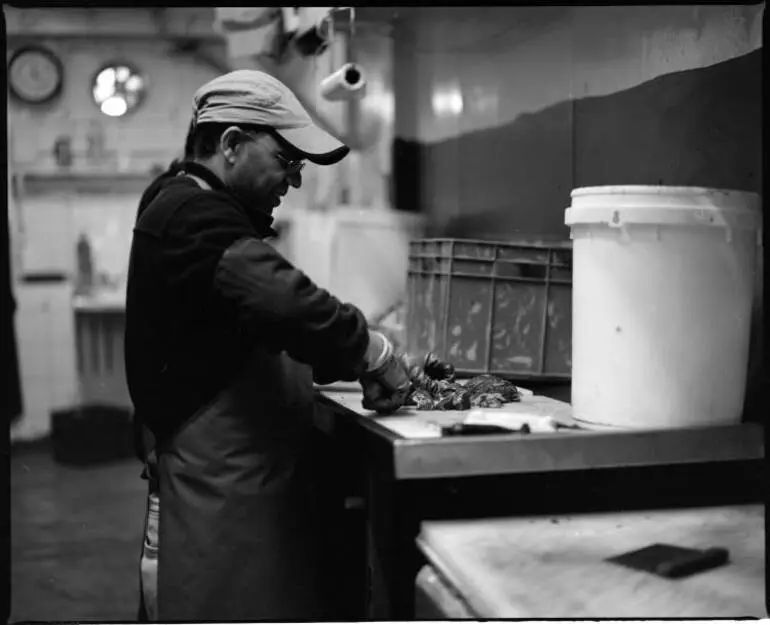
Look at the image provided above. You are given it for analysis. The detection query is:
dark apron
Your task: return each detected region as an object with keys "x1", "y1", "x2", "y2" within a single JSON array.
[{"x1": 153, "y1": 347, "x2": 345, "y2": 621}]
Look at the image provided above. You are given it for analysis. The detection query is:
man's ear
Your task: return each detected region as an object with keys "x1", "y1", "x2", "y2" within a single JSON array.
[{"x1": 220, "y1": 126, "x2": 242, "y2": 164}]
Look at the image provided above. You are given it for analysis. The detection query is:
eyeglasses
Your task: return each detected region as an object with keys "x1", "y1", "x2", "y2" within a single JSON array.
[
  {"x1": 274, "y1": 151, "x2": 305, "y2": 176},
  {"x1": 242, "y1": 129, "x2": 305, "y2": 176}
]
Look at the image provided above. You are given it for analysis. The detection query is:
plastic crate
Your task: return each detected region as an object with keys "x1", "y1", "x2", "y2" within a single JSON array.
[{"x1": 406, "y1": 238, "x2": 572, "y2": 382}]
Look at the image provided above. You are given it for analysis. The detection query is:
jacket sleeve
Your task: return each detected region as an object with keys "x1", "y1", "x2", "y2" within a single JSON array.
[
  {"x1": 162, "y1": 194, "x2": 370, "y2": 382},
  {"x1": 214, "y1": 238, "x2": 370, "y2": 382}
]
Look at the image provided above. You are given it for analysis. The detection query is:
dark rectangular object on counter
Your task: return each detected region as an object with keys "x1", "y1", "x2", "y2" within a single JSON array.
[
  {"x1": 406, "y1": 238, "x2": 572, "y2": 382},
  {"x1": 607, "y1": 544, "x2": 730, "y2": 579},
  {"x1": 50, "y1": 404, "x2": 135, "y2": 466},
  {"x1": 440, "y1": 423, "x2": 530, "y2": 437},
  {"x1": 21, "y1": 272, "x2": 69, "y2": 284}
]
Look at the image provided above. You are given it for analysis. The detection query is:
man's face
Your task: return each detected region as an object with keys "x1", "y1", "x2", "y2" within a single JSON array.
[{"x1": 224, "y1": 130, "x2": 304, "y2": 216}]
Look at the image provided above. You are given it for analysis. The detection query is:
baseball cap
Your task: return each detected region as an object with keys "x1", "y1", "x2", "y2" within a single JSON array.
[{"x1": 192, "y1": 69, "x2": 348, "y2": 166}]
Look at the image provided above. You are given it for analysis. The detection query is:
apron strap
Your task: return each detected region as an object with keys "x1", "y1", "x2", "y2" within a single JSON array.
[{"x1": 182, "y1": 172, "x2": 213, "y2": 191}]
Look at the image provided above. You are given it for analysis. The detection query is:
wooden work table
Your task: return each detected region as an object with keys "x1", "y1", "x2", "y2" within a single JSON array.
[
  {"x1": 314, "y1": 386, "x2": 765, "y2": 620},
  {"x1": 415, "y1": 505, "x2": 766, "y2": 618}
]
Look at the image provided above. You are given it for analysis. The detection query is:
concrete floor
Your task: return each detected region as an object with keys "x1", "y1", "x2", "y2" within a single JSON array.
[{"x1": 10, "y1": 445, "x2": 146, "y2": 622}]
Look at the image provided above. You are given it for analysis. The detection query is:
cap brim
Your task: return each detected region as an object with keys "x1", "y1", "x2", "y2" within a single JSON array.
[{"x1": 274, "y1": 125, "x2": 349, "y2": 166}]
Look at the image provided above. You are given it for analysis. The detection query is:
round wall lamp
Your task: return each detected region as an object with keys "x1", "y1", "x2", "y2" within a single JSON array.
[{"x1": 91, "y1": 63, "x2": 146, "y2": 118}]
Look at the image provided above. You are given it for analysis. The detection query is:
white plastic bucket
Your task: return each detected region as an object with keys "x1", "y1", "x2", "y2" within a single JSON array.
[{"x1": 565, "y1": 186, "x2": 762, "y2": 430}]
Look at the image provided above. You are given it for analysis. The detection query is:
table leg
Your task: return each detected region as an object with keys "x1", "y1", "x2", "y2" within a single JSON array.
[{"x1": 364, "y1": 468, "x2": 422, "y2": 620}]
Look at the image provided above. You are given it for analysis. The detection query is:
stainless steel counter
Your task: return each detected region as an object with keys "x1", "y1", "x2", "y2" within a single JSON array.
[{"x1": 317, "y1": 388, "x2": 764, "y2": 480}]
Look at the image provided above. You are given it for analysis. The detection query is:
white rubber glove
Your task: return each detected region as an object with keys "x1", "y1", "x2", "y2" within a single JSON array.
[{"x1": 360, "y1": 331, "x2": 412, "y2": 414}]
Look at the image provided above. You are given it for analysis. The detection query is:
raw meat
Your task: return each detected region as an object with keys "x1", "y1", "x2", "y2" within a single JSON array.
[{"x1": 405, "y1": 353, "x2": 521, "y2": 411}]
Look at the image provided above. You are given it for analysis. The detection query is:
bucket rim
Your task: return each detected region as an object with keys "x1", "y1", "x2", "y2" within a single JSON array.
[
  {"x1": 564, "y1": 205, "x2": 761, "y2": 229},
  {"x1": 570, "y1": 185, "x2": 761, "y2": 199},
  {"x1": 409, "y1": 237, "x2": 572, "y2": 248}
]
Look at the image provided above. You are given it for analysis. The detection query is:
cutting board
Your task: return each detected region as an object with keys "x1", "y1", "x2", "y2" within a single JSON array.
[
  {"x1": 319, "y1": 388, "x2": 578, "y2": 439},
  {"x1": 418, "y1": 505, "x2": 766, "y2": 618}
]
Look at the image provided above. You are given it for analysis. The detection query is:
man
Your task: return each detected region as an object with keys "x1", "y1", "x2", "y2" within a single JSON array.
[{"x1": 124, "y1": 70, "x2": 411, "y2": 621}]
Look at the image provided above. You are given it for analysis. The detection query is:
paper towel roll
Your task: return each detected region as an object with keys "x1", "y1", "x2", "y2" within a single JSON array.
[{"x1": 320, "y1": 63, "x2": 367, "y2": 101}]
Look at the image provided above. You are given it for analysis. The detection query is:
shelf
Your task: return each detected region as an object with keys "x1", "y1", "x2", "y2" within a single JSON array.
[{"x1": 13, "y1": 171, "x2": 157, "y2": 196}]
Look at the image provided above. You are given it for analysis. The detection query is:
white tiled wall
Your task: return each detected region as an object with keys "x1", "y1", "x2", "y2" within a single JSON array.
[
  {"x1": 11, "y1": 188, "x2": 139, "y2": 441},
  {"x1": 11, "y1": 281, "x2": 79, "y2": 442},
  {"x1": 70, "y1": 194, "x2": 138, "y2": 289},
  {"x1": 17, "y1": 191, "x2": 139, "y2": 287},
  {"x1": 17, "y1": 193, "x2": 75, "y2": 275}
]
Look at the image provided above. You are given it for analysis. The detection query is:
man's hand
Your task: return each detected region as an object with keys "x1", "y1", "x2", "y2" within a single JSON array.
[
  {"x1": 361, "y1": 377, "x2": 410, "y2": 414},
  {"x1": 360, "y1": 331, "x2": 412, "y2": 415}
]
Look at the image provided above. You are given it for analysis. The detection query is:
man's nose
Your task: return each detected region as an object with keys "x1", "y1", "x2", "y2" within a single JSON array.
[{"x1": 287, "y1": 170, "x2": 302, "y2": 189}]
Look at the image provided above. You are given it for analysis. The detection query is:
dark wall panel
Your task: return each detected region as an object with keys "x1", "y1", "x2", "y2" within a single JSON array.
[
  {"x1": 574, "y1": 49, "x2": 762, "y2": 193},
  {"x1": 395, "y1": 50, "x2": 762, "y2": 240}
]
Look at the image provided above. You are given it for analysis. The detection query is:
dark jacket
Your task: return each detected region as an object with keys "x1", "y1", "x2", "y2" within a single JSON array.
[
  {"x1": 136, "y1": 160, "x2": 185, "y2": 222},
  {"x1": 125, "y1": 161, "x2": 369, "y2": 447},
  {"x1": 130, "y1": 161, "x2": 184, "y2": 460}
]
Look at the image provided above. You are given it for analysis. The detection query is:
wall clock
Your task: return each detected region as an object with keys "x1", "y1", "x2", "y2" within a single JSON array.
[{"x1": 8, "y1": 45, "x2": 64, "y2": 105}]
